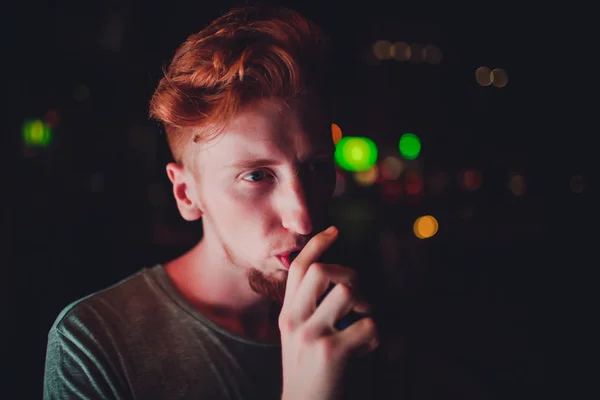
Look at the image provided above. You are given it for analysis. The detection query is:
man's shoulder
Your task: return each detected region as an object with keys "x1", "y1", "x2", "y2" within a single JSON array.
[{"x1": 50, "y1": 265, "x2": 162, "y2": 337}]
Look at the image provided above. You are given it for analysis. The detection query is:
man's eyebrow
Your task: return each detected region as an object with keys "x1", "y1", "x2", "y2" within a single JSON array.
[{"x1": 226, "y1": 158, "x2": 280, "y2": 170}]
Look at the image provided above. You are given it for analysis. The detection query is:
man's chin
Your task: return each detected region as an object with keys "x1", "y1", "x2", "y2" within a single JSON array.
[{"x1": 247, "y1": 268, "x2": 287, "y2": 305}]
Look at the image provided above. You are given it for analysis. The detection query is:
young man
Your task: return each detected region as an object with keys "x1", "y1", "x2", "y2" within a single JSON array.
[{"x1": 43, "y1": 5, "x2": 379, "y2": 399}]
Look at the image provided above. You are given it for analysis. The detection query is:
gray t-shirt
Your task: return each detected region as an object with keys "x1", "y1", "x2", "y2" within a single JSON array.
[{"x1": 43, "y1": 265, "x2": 283, "y2": 399}]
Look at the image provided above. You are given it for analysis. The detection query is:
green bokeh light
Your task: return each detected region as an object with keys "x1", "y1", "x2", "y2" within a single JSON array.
[
  {"x1": 334, "y1": 136, "x2": 378, "y2": 172},
  {"x1": 23, "y1": 119, "x2": 52, "y2": 147},
  {"x1": 399, "y1": 133, "x2": 421, "y2": 159}
]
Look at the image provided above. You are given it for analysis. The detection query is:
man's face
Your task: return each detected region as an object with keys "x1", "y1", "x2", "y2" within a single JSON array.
[{"x1": 190, "y1": 98, "x2": 336, "y2": 303}]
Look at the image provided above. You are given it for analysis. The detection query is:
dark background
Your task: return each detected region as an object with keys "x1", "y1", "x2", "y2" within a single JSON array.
[{"x1": 2, "y1": 0, "x2": 587, "y2": 398}]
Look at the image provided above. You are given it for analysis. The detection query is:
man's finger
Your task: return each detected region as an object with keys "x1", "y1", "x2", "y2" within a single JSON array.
[
  {"x1": 289, "y1": 263, "x2": 358, "y2": 321},
  {"x1": 284, "y1": 225, "x2": 338, "y2": 304}
]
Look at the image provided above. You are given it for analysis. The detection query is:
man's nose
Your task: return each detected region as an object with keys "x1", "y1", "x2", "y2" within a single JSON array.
[{"x1": 279, "y1": 178, "x2": 313, "y2": 236}]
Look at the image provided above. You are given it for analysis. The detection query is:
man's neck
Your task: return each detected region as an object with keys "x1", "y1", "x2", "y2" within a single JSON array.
[{"x1": 164, "y1": 239, "x2": 280, "y2": 343}]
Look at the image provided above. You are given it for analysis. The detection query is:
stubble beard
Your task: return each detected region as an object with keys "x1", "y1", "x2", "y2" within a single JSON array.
[{"x1": 221, "y1": 239, "x2": 287, "y2": 305}]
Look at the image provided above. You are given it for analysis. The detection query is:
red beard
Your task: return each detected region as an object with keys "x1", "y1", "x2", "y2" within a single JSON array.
[{"x1": 247, "y1": 268, "x2": 287, "y2": 305}]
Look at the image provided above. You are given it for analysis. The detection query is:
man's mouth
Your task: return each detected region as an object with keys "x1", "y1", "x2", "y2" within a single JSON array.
[
  {"x1": 276, "y1": 249, "x2": 302, "y2": 269},
  {"x1": 276, "y1": 255, "x2": 292, "y2": 269}
]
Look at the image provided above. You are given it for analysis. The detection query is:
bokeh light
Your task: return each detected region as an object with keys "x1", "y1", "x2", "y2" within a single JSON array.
[
  {"x1": 404, "y1": 170, "x2": 424, "y2": 195},
  {"x1": 380, "y1": 156, "x2": 404, "y2": 180},
  {"x1": 392, "y1": 41, "x2": 411, "y2": 61},
  {"x1": 570, "y1": 175, "x2": 584, "y2": 193},
  {"x1": 43, "y1": 109, "x2": 60, "y2": 128},
  {"x1": 22, "y1": 119, "x2": 52, "y2": 147},
  {"x1": 334, "y1": 136, "x2": 378, "y2": 172},
  {"x1": 476, "y1": 66, "x2": 493, "y2": 86},
  {"x1": 414, "y1": 215, "x2": 439, "y2": 239},
  {"x1": 331, "y1": 123, "x2": 343, "y2": 145},
  {"x1": 353, "y1": 165, "x2": 379, "y2": 187},
  {"x1": 492, "y1": 68, "x2": 508, "y2": 87},
  {"x1": 373, "y1": 40, "x2": 393, "y2": 60},
  {"x1": 423, "y1": 44, "x2": 442, "y2": 64},
  {"x1": 508, "y1": 175, "x2": 526, "y2": 196},
  {"x1": 462, "y1": 169, "x2": 482, "y2": 191},
  {"x1": 398, "y1": 133, "x2": 421, "y2": 160}
]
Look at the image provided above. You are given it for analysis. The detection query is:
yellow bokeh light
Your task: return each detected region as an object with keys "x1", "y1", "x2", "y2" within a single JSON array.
[
  {"x1": 492, "y1": 68, "x2": 508, "y2": 87},
  {"x1": 413, "y1": 215, "x2": 439, "y2": 239},
  {"x1": 351, "y1": 146, "x2": 364, "y2": 160},
  {"x1": 30, "y1": 120, "x2": 45, "y2": 141},
  {"x1": 331, "y1": 123, "x2": 342, "y2": 145},
  {"x1": 373, "y1": 40, "x2": 393, "y2": 60},
  {"x1": 353, "y1": 165, "x2": 379, "y2": 187},
  {"x1": 22, "y1": 119, "x2": 52, "y2": 147}
]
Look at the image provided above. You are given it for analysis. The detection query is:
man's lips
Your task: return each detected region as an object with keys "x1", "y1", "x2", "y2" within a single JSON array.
[
  {"x1": 277, "y1": 255, "x2": 292, "y2": 269},
  {"x1": 276, "y1": 249, "x2": 302, "y2": 269}
]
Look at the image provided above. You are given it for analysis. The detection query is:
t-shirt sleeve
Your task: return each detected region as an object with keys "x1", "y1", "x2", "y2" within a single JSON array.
[{"x1": 43, "y1": 317, "x2": 130, "y2": 399}]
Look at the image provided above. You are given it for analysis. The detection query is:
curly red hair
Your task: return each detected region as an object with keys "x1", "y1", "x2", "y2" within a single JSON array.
[{"x1": 149, "y1": 5, "x2": 331, "y2": 164}]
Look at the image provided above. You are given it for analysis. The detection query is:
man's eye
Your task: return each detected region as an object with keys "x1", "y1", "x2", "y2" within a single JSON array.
[{"x1": 243, "y1": 170, "x2": 268, "y2": 182}]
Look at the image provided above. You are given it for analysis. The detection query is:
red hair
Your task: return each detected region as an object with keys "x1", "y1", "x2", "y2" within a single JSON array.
[{"x1": 149, "y1": 5, "x2": 331, "y2": 164}]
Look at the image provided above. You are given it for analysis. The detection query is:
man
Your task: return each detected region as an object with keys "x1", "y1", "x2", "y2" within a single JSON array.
[{"x1": 43, "y1": 5, "x2": 379, "y2": 399}]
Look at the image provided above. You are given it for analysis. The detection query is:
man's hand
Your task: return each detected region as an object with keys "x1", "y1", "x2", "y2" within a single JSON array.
[{"x1": 279, "y1": 226, "x2": 379, "y2": 400}]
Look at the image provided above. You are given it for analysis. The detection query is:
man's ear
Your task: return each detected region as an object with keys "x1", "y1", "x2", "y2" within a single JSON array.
[{"x1": 165, "y1": 162, "x2": 203, "y2": 221}]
